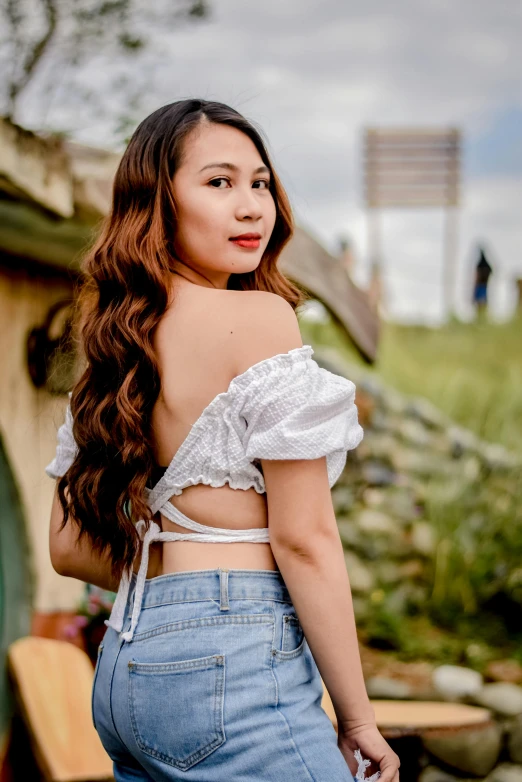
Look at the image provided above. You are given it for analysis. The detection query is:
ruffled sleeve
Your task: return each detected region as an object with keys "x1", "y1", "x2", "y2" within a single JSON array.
[
  {"x1": 45, "y1": 393, "x2": 78, "y2": 479},
  {"x1": 237, "y1": 346, "x2": 364, "y2": 487}
]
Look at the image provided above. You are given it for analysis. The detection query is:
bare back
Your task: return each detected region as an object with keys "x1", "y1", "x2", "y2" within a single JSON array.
[{"x1": 147, "y1": 278, "x2": 278, "y2": 576}]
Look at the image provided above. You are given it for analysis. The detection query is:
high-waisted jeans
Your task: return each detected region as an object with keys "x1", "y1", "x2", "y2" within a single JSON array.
[{"x1": 92, "y1": 567, "x2": 356, "y2": 781}]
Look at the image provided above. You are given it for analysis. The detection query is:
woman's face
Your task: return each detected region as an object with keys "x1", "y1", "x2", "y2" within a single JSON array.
[{"x1": 171, "y1": 121, "x2": 277, "y2": 287}]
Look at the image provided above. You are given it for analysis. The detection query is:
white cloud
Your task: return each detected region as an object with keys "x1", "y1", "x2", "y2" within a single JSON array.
[{"x1": 16, "y1": 0, "x2": 522, "y2": 322}]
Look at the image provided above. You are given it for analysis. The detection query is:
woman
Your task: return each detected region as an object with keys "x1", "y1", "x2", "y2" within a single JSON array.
[{"x1": 46, "y1": 99, "x2": 400, "y2": 782}]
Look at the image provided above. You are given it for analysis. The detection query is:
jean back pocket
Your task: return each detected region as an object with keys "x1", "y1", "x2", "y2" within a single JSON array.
[{"x1": 128, "y1": 653, "x2": 226, "y2": 771}]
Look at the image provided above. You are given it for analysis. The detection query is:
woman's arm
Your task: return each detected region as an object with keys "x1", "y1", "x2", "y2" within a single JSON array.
[
  {"x1": 49, "y1": 483, "x2": 120, "y2": 591},
  {"x1": 49, "y1": 482, "x2": 162, "y2": 591},
  {"x1": 265, "y1": 460, "x2": 400, "y2": 779},
  {"x1": 263, "y1": 455, "x2": 375, "y2": 729}
]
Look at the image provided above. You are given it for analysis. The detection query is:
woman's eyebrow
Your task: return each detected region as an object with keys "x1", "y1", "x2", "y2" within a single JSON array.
[{"x1": 199, "y1": 162, "x2": 270, "y2": 175}]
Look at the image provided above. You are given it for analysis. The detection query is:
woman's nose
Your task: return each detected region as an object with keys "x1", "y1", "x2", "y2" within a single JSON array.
[{"x1": 235, "y1": 190, "x2": 263, "y2": 220}]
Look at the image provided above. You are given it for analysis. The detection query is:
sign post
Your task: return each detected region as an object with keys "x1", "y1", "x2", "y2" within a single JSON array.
[{"x1": 363, "y1": 127, "x2": 462, "y2": 318}]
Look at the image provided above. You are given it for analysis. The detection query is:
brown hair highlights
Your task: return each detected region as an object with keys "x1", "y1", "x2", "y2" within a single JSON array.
[{"x1": 57, "y1": 99, "x2": 305, "y2": 582}]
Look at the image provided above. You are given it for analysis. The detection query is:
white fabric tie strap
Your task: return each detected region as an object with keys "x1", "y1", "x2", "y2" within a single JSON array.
[{"x1": 105, "y1": 503, "x2": 271, "y2": 642}]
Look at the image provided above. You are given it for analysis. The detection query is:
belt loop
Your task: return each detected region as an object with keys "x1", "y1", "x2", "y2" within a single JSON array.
[{"x1": 219, "y1": 568, "x2": 230, "y2": 611}]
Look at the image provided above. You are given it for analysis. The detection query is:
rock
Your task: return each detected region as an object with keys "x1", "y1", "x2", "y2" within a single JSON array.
[
  {"x1": 486, "y1": 660, "x2": 522, "y2": 685},
  {"x1": 381, "y1": 387, "x2": 407, "y2": 415},
  {"x1": 362, "y1": 432, "x2": 399, "y2": 461},
  {"x1": 386, "y1": 489, "x2": 423, "y2": 523},
  {"x1": 391, "y1": 446, "x2": 450, "y2": 477},
  {"x1": 361, "y1": 461, "x2": 397, "y2": 487},
  {"x1": 406, "y1": 398, "x2": 451, "y2": 430},
  {"x1": 419, "y1": 766, "x2": 484, "y2": 782},
  {"x1": 355, "y1": 509, "x2": 397, "y2": 536},
  {"x1": 473, "y1": 684, "x2": 522, "y2": 717},
  {"x1": 507, "y1": 713, "x2": 522, "y2": 762},
  {"x1": 485, "y1": 763, "x2": 522, "y2": 782},
  {"x1": 411, "y1": 521, "x2": 436, "y2": 556},
  {"x1": 361, "y1": 487, "x2": 387, "y2": 507},
  {"x1": 343, "y1": 551, "x2": 375, "y2": 594},
  {"x1": 432, "y1": 665, "x2": 484, "y2": 701},
  {"x1": 369, "y1": 408, "x2": 389, "y2": 431},
  {"x1": 365, "y1": 676, "x2": 412, "y2": 699},
  {"x1": 422, "y1": 721, "x2": 502, "y2": 775},
  {"x1": 447, "y1": 425, "x2": 481, "y2": 456},
  {"x1": 462, "y1": 455, "x2": 482, "y2": 481},
  {"x1": 399, "y1": 418, "x2": 433, "y2": 448},
  {"x1": 480, "y1": 443, "x2": 522, "y2": 471}
]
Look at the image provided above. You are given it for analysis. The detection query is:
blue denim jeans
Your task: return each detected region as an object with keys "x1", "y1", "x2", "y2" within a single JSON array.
[{"x1": 92, "y1": 567, "x2": 356, "y2": 781}]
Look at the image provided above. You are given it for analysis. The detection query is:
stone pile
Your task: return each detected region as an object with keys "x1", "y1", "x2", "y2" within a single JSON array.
[
  {"x1": 313, "y1": 347, "x2": 522, "y2": 780},
  {"x1": 314, "y1": 347, "x2": 521, "y2": 635}
]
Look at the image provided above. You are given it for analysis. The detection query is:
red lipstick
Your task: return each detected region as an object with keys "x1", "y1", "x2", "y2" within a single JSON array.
[{"x1": 229, "y1": 232, "x2": 261, "y2": 249}]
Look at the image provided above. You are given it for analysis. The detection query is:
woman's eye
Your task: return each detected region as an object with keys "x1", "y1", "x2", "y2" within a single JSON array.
[
  {"x1": 253, "y1": 179, "x2": 270, "y2": 189},
  {"x1": 209, "y1": 177, "x2": 230, "y2": 188}
]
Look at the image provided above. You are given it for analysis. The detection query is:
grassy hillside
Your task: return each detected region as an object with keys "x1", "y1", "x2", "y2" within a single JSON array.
[{"x1": 300, "y1": 310, "x2": 522, "y2": 455}]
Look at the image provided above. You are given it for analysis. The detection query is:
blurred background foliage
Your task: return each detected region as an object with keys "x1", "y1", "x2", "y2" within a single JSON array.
[{"x1": 301, "y1": 309, "x2": 522, "y2": 668}]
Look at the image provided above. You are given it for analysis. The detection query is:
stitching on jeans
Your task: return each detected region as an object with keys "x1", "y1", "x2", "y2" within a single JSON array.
[
  {"x1": 141, "y1": 594, "x2": 293, "y2": 610},
  {"x1": 91, "y1": 642, "x2": 104, "y2": 731},
  {"x1": 269, "y1": 611, "x2": 316, "y2": 781},
  {"x1": 131, "y1": 613, "x2": 273, "y2": 642},
  {"x1": 270, "y1": 654, "x2": 317, "y2": 782},
  {"x1": 109, "y1": 636, "x2": 129, "y2": 749}
]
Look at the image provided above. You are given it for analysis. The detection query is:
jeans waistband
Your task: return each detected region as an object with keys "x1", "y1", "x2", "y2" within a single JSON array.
[
  {"x1": 105, "y1": 520, "x2": 281, "y2": 643},
  {"x1": 128, "y1": 567, "x2": 291, "y2": 610}
]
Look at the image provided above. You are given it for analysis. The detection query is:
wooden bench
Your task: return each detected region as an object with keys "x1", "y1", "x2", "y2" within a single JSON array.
[{"x1": 7, "y1": 636, "x2": 114, "y2": 782}]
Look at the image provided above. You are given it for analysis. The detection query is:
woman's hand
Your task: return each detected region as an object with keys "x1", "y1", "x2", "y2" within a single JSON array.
[{"x1": 337, "y1": 720, "x2": 400, "y2": 782}]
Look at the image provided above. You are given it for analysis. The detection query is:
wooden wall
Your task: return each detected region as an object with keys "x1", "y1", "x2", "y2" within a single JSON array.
[{"x1": 0, "y1": 257, "x2": 84, "y2": 613}]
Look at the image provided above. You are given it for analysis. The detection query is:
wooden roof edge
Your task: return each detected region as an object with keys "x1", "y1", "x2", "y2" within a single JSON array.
[
  {"x1": 281, "y1": 224, "x2": 380, "y2": 363},
  {"x1": 0, "y1": 116, "x2": 75, "y2": 218}
]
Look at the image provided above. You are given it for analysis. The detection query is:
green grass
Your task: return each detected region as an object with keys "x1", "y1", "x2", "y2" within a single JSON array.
[{"x1": 300, "y1": 310, "x2": 522, "y2": 455}]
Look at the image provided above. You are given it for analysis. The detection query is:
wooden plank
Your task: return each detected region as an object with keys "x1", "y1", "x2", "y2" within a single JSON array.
[
  {"x1": 7, "y1": 637, "x2": 114, "y2": 782},
  {"x1": 365, "y1": 160, "x2": 460, "y2": 172},
  {"x1": 279, "y1": 226, "x2": 379, "y2": 363},
  {"x1": 367, "y1": 199, "x2": 460, "y2": 208},
  {"x1": 365, "y1": 191, "x2": 458, "y2": 200},
  {"x1": 366, "y1": 173, "x2": 459, "y2": 185},
  {"x1": 365, "y1": 128, "x2": 460, "y2": 143},
  {"x1": 364, "y1": 148, "x2": 460, "y2": 161},
  {"x1": 370, "y1": 700, "x2": 492, "y2": 739}
]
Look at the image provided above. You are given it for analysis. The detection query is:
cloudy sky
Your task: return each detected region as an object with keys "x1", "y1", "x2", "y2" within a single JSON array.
[{"x1": 19, "y1": 0, "x2": 522, "y2": 323}]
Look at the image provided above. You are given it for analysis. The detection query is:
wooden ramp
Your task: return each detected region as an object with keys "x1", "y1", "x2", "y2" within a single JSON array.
[{"x1": 7, "y1": 636, "x2": 113, "y2": 782}]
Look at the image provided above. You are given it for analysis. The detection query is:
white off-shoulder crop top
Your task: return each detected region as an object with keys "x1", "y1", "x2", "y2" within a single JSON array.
[{"x1": 45, "y1": 345, "x2": 364, "y2": 640}]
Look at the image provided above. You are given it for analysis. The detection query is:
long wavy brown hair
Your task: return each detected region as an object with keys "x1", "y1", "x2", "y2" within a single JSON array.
[{"x1": 56, "y1": 98, "x2": 307, "y2": 582}]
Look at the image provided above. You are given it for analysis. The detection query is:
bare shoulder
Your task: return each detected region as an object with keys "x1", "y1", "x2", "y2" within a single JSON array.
[
  {"x1": 224, "y1": 290, "x2": 303, "y2": 375},
  {"x1": 158, "y1": 283, "x2": 302, "y2": 382}
]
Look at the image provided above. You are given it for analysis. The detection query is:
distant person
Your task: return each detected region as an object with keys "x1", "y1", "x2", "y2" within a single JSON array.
[
  {"x1": 45, "y1": 99, "x2": 399, "y2": 781},
  {"x1": 473, "y1": 245, "x2": 493, "y2": 312}
]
